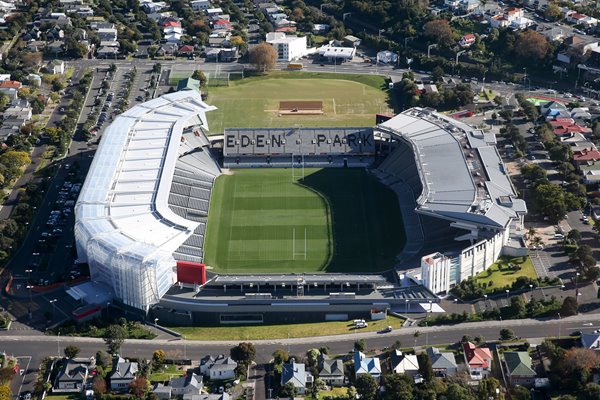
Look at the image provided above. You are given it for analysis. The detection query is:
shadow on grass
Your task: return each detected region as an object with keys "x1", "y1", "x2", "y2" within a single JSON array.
[{"x1": 299, "y1": 168, "x2": 405, "y2": 273}]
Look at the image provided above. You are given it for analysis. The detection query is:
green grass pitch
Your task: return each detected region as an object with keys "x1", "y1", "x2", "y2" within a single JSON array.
[
  {"x1": 203, "y1": 168, "x2": 406, "y2": 273},
  {"x1": 204, "y1": 72, "x2": 393, "y2": 134}
]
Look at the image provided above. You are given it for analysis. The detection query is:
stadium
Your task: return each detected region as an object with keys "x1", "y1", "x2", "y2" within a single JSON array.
[{"x1": 74, "y1": 91, "x2": 527, "y2": 325}]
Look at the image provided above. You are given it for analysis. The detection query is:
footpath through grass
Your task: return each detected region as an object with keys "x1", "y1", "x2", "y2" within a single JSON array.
[
  {"x1": 204, "y1": 72, "x2": 392, "y2": 133},
  {"x1": 172, "y1": 316, "x2": 403, "y2": 341},
  {"x1": 203, "y1": 168, "x2": 405, "y2": 273},
  {"x1": 474, "y1": 256, "x2": 537, "y2": 291}
]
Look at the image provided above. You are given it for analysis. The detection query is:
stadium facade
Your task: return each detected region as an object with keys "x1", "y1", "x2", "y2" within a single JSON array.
[{"x1": 74, "y1": 92, "x2": 527, "y2": 320}]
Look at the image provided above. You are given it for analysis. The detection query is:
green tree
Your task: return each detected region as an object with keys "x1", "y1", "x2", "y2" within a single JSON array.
[
  {"x1": 152, "y1": 349, "x2": 166, "y2": 370},
  {"x1": 383, "y1": 373, "x2": 413, "y2": 400},
  {"x1": 103, "y1": 324, "x2": 128, "y2": 354},
  {"x1": 567, "y1": 229, "x2": 582, "y2": 244},
  {"x1": 535, "y1": 183, "x2": 567, "y2": 224},
  {"x1": 446, "y1": 383, "x2": 476, "y2": 400},
  {"x1": 64, "y1": 345, "x2": 80, "y2": 359},
  {"x1": 279, "y1": 382, "x2": 297, "y2": 398},
  {"x1": 191, "y1": 70, "x2": 207, "y2": 87},
  {"x1": 355, "y1": 374, "x2": 378, "y2": 400},
  {"x1": 544, "y1": 2, "x2": 563, "y2": 21},
  {"x1": 95, "y1": 350, "x2": 111, "y2": 368},
  {"x1": 272, "y1": 349, "x2": 289, "y2": 365},
  {"x1": 511, "y1": 385, "x2": 532, "y2": 400},
  {"x1": 479, "y1": 378, "x2": 502, "y2": 400},
  {"x1": 92, "y1": 376, "x2": 107, "y2": 396},
  {"x1": 583, "y1": 383, "x2": 600, "y2": 400},
  {"x1": 417, "y1": 353, "x2": 433, "y2": 382},
  {"x1": 354, "y1": 339, "x2": 367, "y2": 352},
  {"x1": 423, "y1": 19, "x2": 454, "y2": 46},
  {"x1": 500, "y1": 328, "x2": 515, "y2": 340},
  {"x1": 128, "y1": 376, "x2": 148, "y2": 398},
  {"x1": 561, "y1": 296, "x2": 578, "y2": 317},
  {"x1": 431, "y1": 66, "x2": 444, "y2": 82}
]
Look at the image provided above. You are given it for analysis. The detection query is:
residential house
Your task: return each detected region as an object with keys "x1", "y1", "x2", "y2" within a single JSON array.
[
  {"x1": 503, "y1": 352, "x2": 537, "y2": 387},
  {"x1": 27, "y1": 41, "x2": 45, "y2": 52},
  {"x1": 312, "y1": 24, "x2": 329, "y2": 34},
  {"x1": 566, "y1": 11, "x2": 598, "y2": 27},
  {"x1": 164, "y1": 26, "x2": 184, "y2": 44},
  {"x1": 178, "y1": 45, "x2": 195, "y2": 57},
  {"x1": 185, "y1": 395, "x2": 231, "y2": 400},
  {"x1": 343, "y1": 35, "x2": 361, "y2": 47},
  {"x1": 354, "y1": 351, "x2": 381, "y2": 381},
  {"x1": 110, "y1": 357, "x2": 139, "y2": 392},
  {"x1": 97, "y1": 27, "x2": 118, "y2": 41},
  {"x1": 163, "y1": 20, "x2": 181, "y2": 29},
  {"x1": 317, "y1": 355, "x2": 345, "y2": 387},
  {"x1": 23, "y1": 27, "x2": 41, "y2": 42},
  {"x1": 571, "y1": 107, "x2": 592, "y2": 122},
  {"x1": 53, "y1": 357, "x2": 95, "y2": 393},
  {"x1": 46, "y1": 26, "x2": 64, "y2": 41},
  {"x1": 564, "y1": 35, "x2": 599, "y2": 56},
  {"x1": 444, "y1": 0, "x2": 461, "y2": 9},
  {"x1": 205, "y1": 8, "x2": 223, "y2": 16},
  {"x1": 4, "y1": 105, "x2": 32, "y2": 121},
  {"x1": 427, "y1": 347, "x2": 458, "y2": 377},
  {"x1": 97, "y1": 46, "x2": 119, "y2": 58},
  {"x1": 141, "y1": 0, "x2": 167, "y2": 13},
  {"x1": 49, "y1": 59, "x2": 65, "y2": 74},
  {"x1": 459, "y1": 34, "x2": 476, "y2": 47},
  {"x1": 505, "y1": 7, "x2": 524, "y2": 20},
  {"x1": 191, "y1": 0, "x2": 211, "y2": 12},
  {"x1": 170, "y1": 373, "x2": 203, "y2": 397},
  {"x1": 208, "y1": 32, "x2": 231, "y2": 47},
  {"x1": 460, "y1": 0, "x2": 479, "y2": 12},
  {"x1": 153, "y1": 384, "x2": 172, "y2": 400},
  {"x1": 574, "y1": 148, "x2": 600, "y2": 166},
  {"x1": 212, "y1": 19, "x2": 232, "y2": 31},
  {"x1": 581, "y1": 333, "x2": 600, "y2": 349},
  {"x1": 205, "y1": 47, "x2": 238, "y2": 62},
  {"x1": 462, "y1": 342, "x2": 492, "y2": 379},
  {"x1": 281, "y1": 361, "x2": 312, "y2": 395},
  {"x1": 510, "y1": 16, "x2": 533, "y2": 29},
  {"x1": 156, "y1": 43, "x2": 178, "y2": 57},
  {"x1": 489, "y1": 14, "x2": 510, "y2": 28},
  {"x1": 266, "y1": 33, "x2": 307, "y2": 61},
  {"x1": 199, "y1": 355, "x2": 238, "y2": 381},
  {"x1": 390, "y1": 350, "x2": 420, "y2": 379}
]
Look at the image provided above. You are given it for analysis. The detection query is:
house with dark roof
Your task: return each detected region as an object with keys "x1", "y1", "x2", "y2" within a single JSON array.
[
  {"x1": 317, "y1": 355, "x2": 345, "y2": 386},
  {"x1": 503, "y1": 351, "x2": 537, "y2": 387},
  {"x1": 281, "y1": 361, "x2": 312, "y2": 394},
  {"x1": 427, "y1": 347, "x2": 458, "y2": 376},
  {"x1": 463, "y1": 342, "x2": 492, "y2": 379},
  {"x1": 170, "y1": 373, "x2": 203, "y2": 397},
  {"x1": 581, "y1": 333, "x2": 600, "y2": 350},
  {"x1": 110, "y1": 356, "x2": 139, "y2": 392},
  {"x1": 53, "y1": 357, "x2": 95, "y2": 393}
]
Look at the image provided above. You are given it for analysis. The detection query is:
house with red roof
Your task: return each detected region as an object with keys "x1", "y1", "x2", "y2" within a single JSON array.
[
  {"x1": 459, "y1": 34, "x2": 476, "y2": 47},
  {"x1": 462, "y1": 342, "x2": 492, "y2": 379},
  {"x1": 178, "y1": 45, "x2": 195, "y2": 56},
  {"x1": 0, "y1": 80, "x2": 22, "y2": 89},
  {"x1": 213, "y1": 19, "x2": 232, "y2": 30},
  {"x1": 163, "y1": 21, "x2": 181, "y2": 28},
  {"x1": 574, "y1": 148, "x2": 600, "y2": 165}
]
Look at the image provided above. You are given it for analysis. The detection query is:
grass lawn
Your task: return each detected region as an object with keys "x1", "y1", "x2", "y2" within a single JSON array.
[
  {"x1": 150, "y1": 364, "x2": 187, "y2": 382},
  {"x1": 203, "y1": 168, "x2": 405, "y2": 273},
  {"x1": 47, "y1": 395, "x2": 81, "y2": 400},
  {"x1": 204, "y1": 71, "x2": 392, "y2": 133},
  {"x1": 474, "y1": 256, "x2": 537, "y2": 291},
  {"x1": 317, "y1": 387, "x2": 348, "y2": 399},
  {"x1": 172, "y1": 316, "x2": 403, "y2": 341}
]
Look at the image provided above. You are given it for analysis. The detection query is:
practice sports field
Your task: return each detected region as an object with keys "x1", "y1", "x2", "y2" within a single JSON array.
[
  {"x1": 205, "y1": 72, "x2": 393, "y2": 133},
  {"x1": 203, "y1": 168, "x2": 405, "y2": 273}
]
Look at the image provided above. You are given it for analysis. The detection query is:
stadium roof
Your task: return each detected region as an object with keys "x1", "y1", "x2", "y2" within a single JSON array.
[
  {"x1": 212, "y1": 273, "x2": 388, "y2": 286},
  {"x1": 76, "y1": 91, "x2": 217, "y2": 258},
  {"x1": 379, "y1": 108, "x2": 526, "y2": 229}
]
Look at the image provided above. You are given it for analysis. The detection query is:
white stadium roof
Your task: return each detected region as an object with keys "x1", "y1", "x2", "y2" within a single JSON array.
[
  {"x1": 379, "y1": 108, "x2": 526, "y2": 229},
  {"x1": 75, "y1": 91, "x2": 217, "y2": 310}
]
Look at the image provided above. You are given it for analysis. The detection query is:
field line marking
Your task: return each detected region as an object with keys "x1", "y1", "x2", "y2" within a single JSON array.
[{"x1": 332, "y1": 98, "x2": 336, "y2": 115}]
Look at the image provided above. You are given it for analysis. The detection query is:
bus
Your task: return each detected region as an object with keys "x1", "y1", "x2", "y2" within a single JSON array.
[{"x1": 287, "y1": 63, "x2": 303, "y2": 70}]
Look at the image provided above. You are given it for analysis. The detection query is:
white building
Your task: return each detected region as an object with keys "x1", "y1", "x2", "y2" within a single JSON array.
[
  {"x1": 191, "y1": 0, "x2": 211, "y2": 11},
  {"x1": 421, "y1": 253, "x2": 450, "y2": 295},
  {"x1": 266, "y1": 33, "x2": 307, "y2": 61},
  {"x1": 74, "y1": 91, "x2": 219, "y2": 312}
]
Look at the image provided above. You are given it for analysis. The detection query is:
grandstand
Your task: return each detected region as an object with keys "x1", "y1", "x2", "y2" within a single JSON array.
[
  {"x1": 223, "y1": 127, "x2": 375, "y2": 168},
  {"x1": 375, "y1": 108, "x2": 528, "y2": 294},
  {"x1": 75, "y1": 91, "x2": 218, "y2": 312}
]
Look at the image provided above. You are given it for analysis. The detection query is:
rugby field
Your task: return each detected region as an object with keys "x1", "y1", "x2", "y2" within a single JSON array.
[{"x1": 203, "y1": 168, "x2": 405, "y2": 273}]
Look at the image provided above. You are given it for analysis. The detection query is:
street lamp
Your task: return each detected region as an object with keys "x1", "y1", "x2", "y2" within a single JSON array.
[
  {"x1": 529, "y1": 284, "x2": 534, "y2": 301},
  {"x1": 484, "y1": 294, "x2": 488, "y2": 308},
  {"x1": 378, "y1": 28, "x2": 385, "y2": 40},
  {"x1": 453, "y1": 50, "x2": 466, "y2": 76},
  {"x1": 558, "y1": 312, "x2": 561, "y2": 338},
  {"x1": 154, "y1": 318, "x2": 159, "y2": 326},
  {"x1": 405, "y1": 299, "x2": 409, "y2": 314},
  {"x1": 342, "y1": 13, "x2": 351, "y2": 22},
  {"x1": 49, "y1": 298, "x2": 57, "y2": 318},
  {"x1": 505, "y1": 289, "x2": 510, "y2": 301},
  {"x1": 427, "y1": 44, "x2": 438, "y2": 58},
  {"x1": 576, "y1": 272, "x2": 581, "y2": 297}
]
